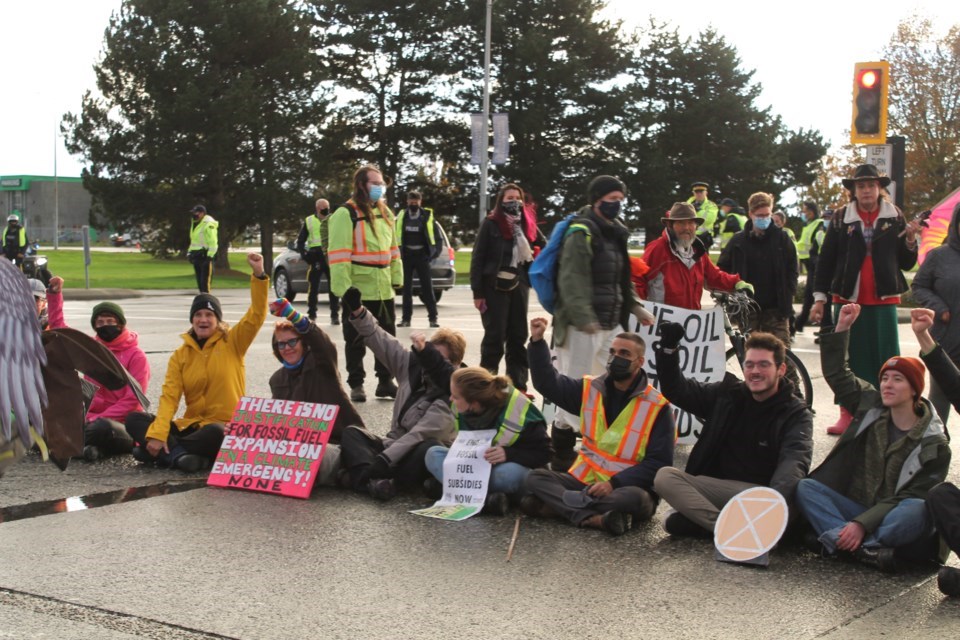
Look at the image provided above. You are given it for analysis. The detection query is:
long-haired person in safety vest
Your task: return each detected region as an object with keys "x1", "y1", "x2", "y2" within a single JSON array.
[
  {"x1": 327, "y1": 165, "x2": 403, "y2": 404},
  {"x1": 522, "y1": 317, "x2": 676, "y2": 536}
]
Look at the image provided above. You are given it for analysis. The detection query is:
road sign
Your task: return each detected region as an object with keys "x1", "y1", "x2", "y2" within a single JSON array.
[{"x1": 865, "y1": 144, "x2": 896, "y2": 204}]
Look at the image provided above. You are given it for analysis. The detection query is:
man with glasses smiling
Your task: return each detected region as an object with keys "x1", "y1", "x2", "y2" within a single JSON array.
[{"x1": 651, "y1": 322, "x2": 813, "y2": 539}]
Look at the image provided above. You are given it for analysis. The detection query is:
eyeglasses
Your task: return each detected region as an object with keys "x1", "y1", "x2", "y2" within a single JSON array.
[{"x1": 276, "y1": 337, "x2": 301, "y2": 351}]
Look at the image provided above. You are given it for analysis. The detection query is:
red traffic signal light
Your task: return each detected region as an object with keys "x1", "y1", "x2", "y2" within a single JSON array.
[{"x1": 851, "y1": 61, "x2": 889, "y2": 144}]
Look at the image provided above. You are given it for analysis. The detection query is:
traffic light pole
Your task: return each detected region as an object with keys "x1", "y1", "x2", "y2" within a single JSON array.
[{"x1": 887, "y1": 135, "x2": 905, "y2": 210}]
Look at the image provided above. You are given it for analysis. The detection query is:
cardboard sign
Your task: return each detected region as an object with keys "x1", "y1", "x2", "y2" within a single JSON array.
[
  {"x1": 634, "y1": 302, "x2": 727, "y2": 443},
  {"x1": 208, "y1": 396, "x2": 338, "y2": 499},
  {"x1": 411, "y1": 429, "x2": 495, "y2": 521},
  {"x1": 714, "y1": 487, "x2": 788, "y2": 563}
]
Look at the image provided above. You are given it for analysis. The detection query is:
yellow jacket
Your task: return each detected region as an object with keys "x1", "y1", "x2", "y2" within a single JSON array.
[
  {"x1": 147, "y1": 275, "x2": 268, "y2": 442},
  {"x1": 328, "y1": 200, "x2": 402, "y2": 299}
]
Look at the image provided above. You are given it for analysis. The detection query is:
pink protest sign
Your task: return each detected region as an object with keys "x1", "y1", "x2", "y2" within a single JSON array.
[{"x1": 207, "y1": 396, "x2": 338, "y2": 499}]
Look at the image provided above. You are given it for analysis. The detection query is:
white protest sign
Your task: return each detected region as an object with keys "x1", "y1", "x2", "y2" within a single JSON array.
[
  {"x1": 633, "y1": 302, "x2": 726, "y2": 444},
  {"x1": 410, "y1": 429, "x2": 495, "y2": 521}
]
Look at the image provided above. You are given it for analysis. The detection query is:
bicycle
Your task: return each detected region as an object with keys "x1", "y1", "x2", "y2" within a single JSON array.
[{"x1": 711, "y1": 290, "x2": 814, "y2": 408}]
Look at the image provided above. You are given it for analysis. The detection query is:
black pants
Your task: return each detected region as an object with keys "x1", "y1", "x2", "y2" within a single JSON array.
[
  {"x1": 193, "y1": 257, "x2": 213, "y2": 293},
  {"x1": 525, "y1": 469, "x2": 656, "y2": 525},
  {"x1": 125, "y1": 411, "x2": 225, "y2": 462},
  {"x1": 797, "y1": 259, "x2": 817, "y2": 330},
  {"x1": 401, "y1": 250, "x2": 437, "y2": 322},
  {"x1": 479, "y1": 281, "x2": 529, "y2": 389},
  {"x1": 306, "y1": 251, "x2": 339, "y2": 319},
  {"x1": 84, "y1": 418, "x2": 134, "y2": 456},
  {"x1": 928, "y1": 482, "x2": 960, "y2": 556},
  {"x1": 339, "y1": 425, "x2": 439, "y2": 491},
  {"x1": 342, "y1": 297, "x2": 396, "y2": 389}
]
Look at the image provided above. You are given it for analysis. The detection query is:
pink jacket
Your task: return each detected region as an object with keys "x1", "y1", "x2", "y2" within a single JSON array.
[{"x1": 47, "y1": 292, "x2": 151, "y2": 421}]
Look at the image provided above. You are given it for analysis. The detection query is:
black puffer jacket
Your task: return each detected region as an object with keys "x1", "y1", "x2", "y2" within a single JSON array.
[{"x1": 717, "y1": 221, "x2": 798, "y2": 317}]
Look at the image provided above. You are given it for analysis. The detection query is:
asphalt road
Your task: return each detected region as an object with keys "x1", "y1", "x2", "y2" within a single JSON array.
[{"x1": 1, "y1": 285, "x2": 958, "y2": 639}]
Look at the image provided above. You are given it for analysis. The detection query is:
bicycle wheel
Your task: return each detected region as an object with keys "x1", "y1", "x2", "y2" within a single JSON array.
[{"x1": 786, "y1": 350, "x2": 814, "y2": 407}]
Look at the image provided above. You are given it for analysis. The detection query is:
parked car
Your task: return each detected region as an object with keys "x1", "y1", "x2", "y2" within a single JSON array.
[
  {"x1": 628, "y1": 230, "x2": 646, "y2": 248},
  {"x1": 272, "y1": 222, "x2": 457, "y2": 303}
]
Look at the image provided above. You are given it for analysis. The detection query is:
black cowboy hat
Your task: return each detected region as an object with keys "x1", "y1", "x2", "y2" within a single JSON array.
[{"x1": 842, "y1": 164, "x2": 891, "y2": 191}]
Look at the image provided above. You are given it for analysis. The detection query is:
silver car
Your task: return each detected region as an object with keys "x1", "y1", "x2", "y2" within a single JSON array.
[{"x1": 272, "y1": 222, "x2": 457, "y2": 302}]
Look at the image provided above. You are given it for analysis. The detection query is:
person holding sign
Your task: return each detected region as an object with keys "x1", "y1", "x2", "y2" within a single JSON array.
[
  {"x1": 795, "y1": 303, "x2": 950, "y2": 572},
  {"x1": 339, "y1": 286, "x2": 462, "y2": 500},
  {"x1": 422, "y1": 367, "x2": 550, "y2": 516},
  {"x1": 125, "y1": 253, "x2": 269, "y2": 472},
  {"x1": 523, "y1": 318, "x2": 675, "y2": 536},
  {"x1": 652, "y1": 323, "x2": 812, "y2": 539}
]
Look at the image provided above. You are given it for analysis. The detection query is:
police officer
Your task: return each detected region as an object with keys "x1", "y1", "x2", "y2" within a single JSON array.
[
  {"x1": 296, "y1": 198, "x2": 340, "y2": 324},
  {"x1": 395, "y1": 190, "x2": 439, "y2": 328},
  {"x1": 3, "y1": 213, "x2": 28, "y2": 268},
  {"x1": 187, "y1": 205, "x2": 219, "y2": 293}
]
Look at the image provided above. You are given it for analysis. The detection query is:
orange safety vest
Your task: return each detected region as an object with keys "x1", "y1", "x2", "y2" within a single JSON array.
[
  {"x1": 568, "y1": 375, "x2": 669, "y2": 484},
  {"x1": 327, "y1": 200, "x2": 398, "y2": 269}
]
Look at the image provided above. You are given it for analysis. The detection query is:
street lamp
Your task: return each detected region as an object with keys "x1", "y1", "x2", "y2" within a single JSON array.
[
  {"x1": 478, "y1": 0, "x2": 493, "y2": 225},
  {"x1": 54, "y1": 125, "x2": 59, "y2": 250}
]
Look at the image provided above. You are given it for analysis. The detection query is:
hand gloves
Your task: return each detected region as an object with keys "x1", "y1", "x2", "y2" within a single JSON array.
[
  {"x1": 270, "y1": 298, "x2": 310, "y2": 333},
  {"x1": 735, "y1": 280, "x2": 755, "y2": 294},
  {"x1": 658, "y1": 321, "x2": 686, "y2": 351},
  {"x1": 342, "y1": 287, "x2": 363, "y2": 314}
]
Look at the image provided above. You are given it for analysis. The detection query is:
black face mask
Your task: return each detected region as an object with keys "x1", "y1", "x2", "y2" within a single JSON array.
[
  {"x1": 319, "y1": 208, "x2": 329, "y2": 217},
  {"x1": 95, "y1": 325, "x2": 123, "y2": 342},
  {"x1": 606, "y1": 355, "x2": 635, "y2": 381},
  {"x1": 598, "y1": 200, "x2": 622, "y2": 220},
  {"x1": 501, "y1": 200, "x2": 522, "y2": 217}
]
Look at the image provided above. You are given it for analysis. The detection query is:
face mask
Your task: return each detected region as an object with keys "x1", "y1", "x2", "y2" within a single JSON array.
[
  {"x1": 598, "y1": 200, "x2": 621, "y2": 219},
  {"x1": 753, "y1": 216, "x2": 771, "y2": 231},
  {"x1": 502, "y1": 200, "x2": 522, "y2": 216},
  {"x1": 319, "y1": 208, "x2": 329, "y2": 217},
  {"x1": 95, "y1": 325, "x2": 123, "y2": 342},
  {"x1": 369, "y1": 185, "x2": 384, "y2": 201},
  {"x1": 606, "y1": 355, "x2": 635, "y2": 381}
]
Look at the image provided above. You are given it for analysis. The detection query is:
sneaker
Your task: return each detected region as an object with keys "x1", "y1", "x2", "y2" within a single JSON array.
[
  {"x1": 350, "y1": 386, "x2": 367, "y2": 403},
  {"x1": 368, "y1": 478, "x2": 396, "y2": 501},
  {"x1": 423, "y1": 477, "x2": 443, "y2": 500},
  {"x1": 662, "y1": 510, "x2": 711, "y2": 538},
  {"x1": 482, "y1": 492, "x2": 510, "y2": 517},
  {"x1": 397, "y1": 320, "x2": 411, "y2": 328},
  {"x1": 519, "y1": 494, "x2": 556, "y2": 519},
  {"x1": 174, "y1": 454, "x2": 210, "y2": 473},
  {"x1": 429, "y1": 320, "x2": 439, "y2": 328},
  {"x1": 375, "y1": 379, "x2": 398, "y2": 399},
  {"x1": 82, "y1": 445, "x2": 102, "y2": 462},
  {"x1": 854, "y1": 546, "x2": 898, "y2": 573},
  {"x1": 937, "y1": 566, "x2": 960, "y2": 597}
]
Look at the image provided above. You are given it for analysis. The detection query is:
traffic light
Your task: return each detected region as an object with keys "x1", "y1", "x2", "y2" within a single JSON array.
[{"x1": 850, "y1": 61, "x2": 889, "y2": 144}]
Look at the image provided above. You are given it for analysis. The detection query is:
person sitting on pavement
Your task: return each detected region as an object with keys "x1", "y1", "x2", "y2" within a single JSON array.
[
  {"x1": 637, "y1": 202, "x2": 750, "y2": 310},
  {"x1": 422, "y1": 366, "x2": 551, "y2": 516},
  {"x1": 125, "y1": 253, "x2": 268, "y2": 472},
  {"x1": 652, "y1": 323, "x2": 812, "y2": 539},
  {"x1": 796, "y1": 303, "x2": 951, "y2": 572},
  {"x1": 46, "y1": 276, "x2": 150, "y2": 462},
  {"x1": 338, "y1": 286, "x2": 460, "y2": 501},
  {"x1": 907, "y1": 308, "x2": 960, "y2": 595},
  {"x1": 523, "y1": 317, "x2": 675, "y2": 536},
  {"x1": 267, "y1": 298, "x2": 366, "y2": 487}
]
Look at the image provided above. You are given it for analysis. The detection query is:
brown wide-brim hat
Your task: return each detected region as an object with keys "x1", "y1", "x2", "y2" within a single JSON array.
[
  {"x1": 661, "y1": 202, "x2": 704, "y2": 225},
  {"x1": 842, "y1": 164, "x2": 891, "y2": 191}
]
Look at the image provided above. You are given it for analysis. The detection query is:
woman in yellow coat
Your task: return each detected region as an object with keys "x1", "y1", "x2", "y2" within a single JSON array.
[
  {"x1": 328, "y1": 165, "x2": 403, "y2": 403},
  {"x1": 124, "y1": 253, "x2": 269, "y2": 471}
]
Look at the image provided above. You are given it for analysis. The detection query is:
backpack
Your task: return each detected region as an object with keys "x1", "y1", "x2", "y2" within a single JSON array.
[{"x1": 529, "y1": 214, "x2": 597, "y2": 313}]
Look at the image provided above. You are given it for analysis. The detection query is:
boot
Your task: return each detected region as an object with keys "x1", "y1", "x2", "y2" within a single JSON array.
[
  {"x1": 482, "y1": 492, "x2": 510, "y2": 517},
  {"x1": 550, "y1": 426, "x2": 579, "y2": 471},
  {"x1": 375, "y1": 379, "x2": 398, "y2": 399},
  {"x1": 826, "y1": 406, "x2": 854, "y2": 435}
]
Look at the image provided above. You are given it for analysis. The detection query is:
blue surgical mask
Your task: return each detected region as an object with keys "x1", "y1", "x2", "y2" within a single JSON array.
[
  {"x1": 598, "y1": 200, "x2": 622, "y2": 219},
  {"x1": 753, "y1": 216, "x2": 771, "y2": 230},
  {"x1": 369, "y1": 185, "x2": 384, "y2": 201}
]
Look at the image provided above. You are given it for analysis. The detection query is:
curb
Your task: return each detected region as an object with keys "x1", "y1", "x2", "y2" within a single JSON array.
[{"x1": 61, "y1": 289, "x2": 146, "y2": 301}]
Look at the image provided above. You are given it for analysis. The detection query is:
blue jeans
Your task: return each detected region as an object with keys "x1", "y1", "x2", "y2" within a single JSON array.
[
  {"x1": 796, "y1": 478, "x2": 932, "y2": 554},
  {"x1": 425, "y1": 445, "x2": 531, "y2": 495}
]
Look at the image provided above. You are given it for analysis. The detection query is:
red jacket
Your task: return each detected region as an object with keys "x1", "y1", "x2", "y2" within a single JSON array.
[{"x1": 638, "y1": 229, "x2": 740, "y2": 310}]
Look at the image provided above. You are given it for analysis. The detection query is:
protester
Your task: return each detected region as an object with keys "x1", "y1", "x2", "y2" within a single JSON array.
[
  {"x1": 795, "y1": 200, "x2": 826, "y2": 333},
  {"x1": 653, "y1": 322, "x2": 812, "y2": 539},
  {"x1": 423, "y1": 366, "x2": 550, "y2": 516},
  {"x1": 46, "y1": 276, "x2": 150, "y2": 461},
  {"x1": 187, "y1": 204, "x2": 218, "y2": 293},
  {"x1": 296, "y1": 198, "x2": 340, "y2": 324},
  {"x1": 470, "y1": 182, "x2": 544, "y2": 395},
  {"x1": 796, "y1": 303, "x2": 950, "y2": 572},
  {"x1": 338, "y1": 286, "x2": 461, "y2": 501},
  {"x1": 551, "y1": 175, "x2": 654, "y2": 470},
  {"x1": 638, "y1": 202, "x2": 748, "y2": 310},
  {"x1": 125, "y1": 253, "x2": 268, "y2": 472},
  {"x1": 328, "y1": 165, "x2": 402, "y2": 403},
  {"x1": 396, "y1": 190, "x2": 440, "y2": 328},
  {"x1": 811, "y1": 164, "x2": 921, "y2": 434},
  {"x1": 911, "y1": 202, "x2": 960, "y2": 428},
  {"x1": 524, "y1": 318, "x2": 675, "y2": 536}
]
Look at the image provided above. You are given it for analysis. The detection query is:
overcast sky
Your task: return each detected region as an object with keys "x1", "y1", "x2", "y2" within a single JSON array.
[{"x1": 0, "y1": 1, "x2": 956, "y2": 178}]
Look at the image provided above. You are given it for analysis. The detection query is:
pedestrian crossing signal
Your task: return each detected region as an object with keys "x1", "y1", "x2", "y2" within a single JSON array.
[{"x1": 851, "y1": 61, "x2": 889, "y2": 144}]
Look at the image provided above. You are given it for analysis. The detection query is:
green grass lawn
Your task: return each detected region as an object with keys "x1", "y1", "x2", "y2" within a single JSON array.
[{"x1": 42, "y1": 251, "x2": 258, "y2": 289}]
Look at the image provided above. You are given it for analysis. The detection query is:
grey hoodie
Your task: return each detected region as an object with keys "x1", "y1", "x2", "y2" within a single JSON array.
[{"x1": 912, "y1": 202, "x2": 960, "y2": 361}]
